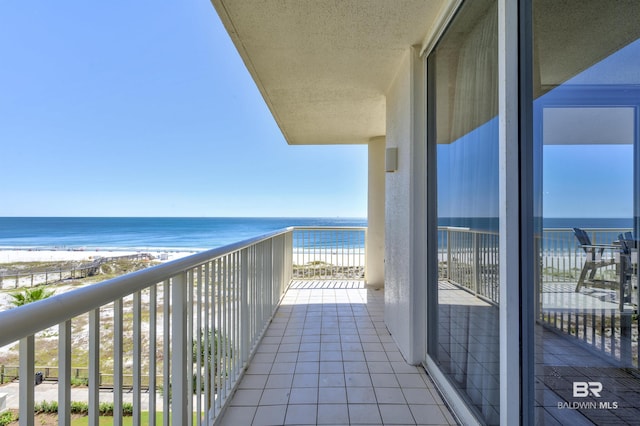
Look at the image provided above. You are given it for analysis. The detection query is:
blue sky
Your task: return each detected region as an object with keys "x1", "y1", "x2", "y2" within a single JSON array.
[{"x1": 0, "y1": 1, "x2": 367, "y2": 218}]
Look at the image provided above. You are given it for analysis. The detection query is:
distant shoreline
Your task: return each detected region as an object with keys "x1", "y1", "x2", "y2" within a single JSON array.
[
  {"x1": 0, "y1": 217, "x2": 368, "y2": 251},
  {"x1": 0, "y1": 249, "x2": 197, "y2": 264}
]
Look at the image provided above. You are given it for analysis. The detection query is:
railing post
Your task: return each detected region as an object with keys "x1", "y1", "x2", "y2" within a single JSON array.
[
  {"x1": 171, "y1": 272, "x2": 188, "y2": 426},
  {"x1": 241, "y1": 248, "x2": 250, "y2": 364},
  {"x1": 162, "y1": 280, "x2": 170, "y2": 426},
  {"x1": 88, "y1": 309, "x2": 100, "y2": 426},
  {"x1": 59, "y1": 320, "x2": 71, "y2": 426},
  {"x1": 473, "y1": 232, "x2": 480, "y2": 295},
  {"x1": 363, "y1": 228, "x2": 368, "y2": 282},
  {"x1": 19, "y1": 335, "x2": 35, "y2": 426},
  {"x1": 133, "y1": 291, "x2": 142, "y2": 424},
  {"x1": 446, "y1": 229, "x2": 452, "y2": 280},
  {"x1": 149, "y1": 286, "x2": 157, "y2": 425},
  {"x1": 113, "y1": 299, "x2": 123, "y2": 426},
  {"x1": 268, "y1": 239, "x2": 274, "y2": 307}
]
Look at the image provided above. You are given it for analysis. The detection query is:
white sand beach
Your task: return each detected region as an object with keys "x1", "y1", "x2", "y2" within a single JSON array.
[{"x1": 0, "y1": 249, "x2": 197, "y2": 264}]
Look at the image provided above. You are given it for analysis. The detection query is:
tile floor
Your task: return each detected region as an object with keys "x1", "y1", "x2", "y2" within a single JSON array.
[{"x1": 217, "y1": 281, "x2": 457, "y2": 425}]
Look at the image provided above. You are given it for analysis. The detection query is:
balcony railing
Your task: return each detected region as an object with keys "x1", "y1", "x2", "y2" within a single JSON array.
[
  {"x1": 438, "y1": 227, "x2": 500, "y2": 305},
  {"x1": 292, "y1": 227, "x2": 366, "y2": 280},
  {"x1": 0, "y1": 226, "x2": 366, "y2": 425},
  {"x1": 438, "y1": 226, "x2": 639, "y2": 367}
]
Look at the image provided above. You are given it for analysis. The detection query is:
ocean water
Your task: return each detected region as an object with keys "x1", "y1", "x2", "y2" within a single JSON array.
[
  {"x1": 0, "y1": 217, "x2": 631, "y2": 252},
  {"x1": 0, "y1": 217, "x2": 367, "y2": 251}
]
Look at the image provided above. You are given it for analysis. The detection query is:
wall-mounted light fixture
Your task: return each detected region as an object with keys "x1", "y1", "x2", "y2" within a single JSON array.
[{"x1": 385, "y1": 147, "x2": 398, "y2": 172}]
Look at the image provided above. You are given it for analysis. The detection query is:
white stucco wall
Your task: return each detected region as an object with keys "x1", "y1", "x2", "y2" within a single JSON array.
[
  {"x1": 384, "y1": 46, "x2": 426, "y2": 364},
  {"x1": 367, "y1": 137, "x2": 386, "y2": 288}
]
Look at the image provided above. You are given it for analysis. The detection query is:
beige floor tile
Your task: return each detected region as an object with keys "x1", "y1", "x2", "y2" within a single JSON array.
[
  {"x1": 216, "y1": 283, "x2": 455, "y2": 426},
  {"x1": 317, "y1": 404, "x2": 349, "y2": 424},
  {"x1": 284, "y1": 404, "x2": 317, "y2": 425},
  {"x1": 348, "y1": 403, "x2": 382, "y2": 424},
  {"x1": 317, "y1": 386, "x2": 348, "y2": 404},
  {"x1": 379, "y1": 403, "x2": 416, "y2": 425}
]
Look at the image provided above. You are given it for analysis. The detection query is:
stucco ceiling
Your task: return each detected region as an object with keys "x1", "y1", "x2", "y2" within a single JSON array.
[{"x1": 211, "y1": 0, "x2": 449, "y2": 145}]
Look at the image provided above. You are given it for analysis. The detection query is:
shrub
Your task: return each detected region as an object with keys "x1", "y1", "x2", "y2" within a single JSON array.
[
  {"x1": 10, "y1": 286, "x2": 55, "y2": 307},
  {"x1": 70, "y1": 401, "x2": 89, "y2": 415},
  {"x1": 193, "y1": 329, "x2": 231, "y2": 367},
  {"x1": 29, "y1": 400, "x2": 134, "y2": 417},
  {"x1": 0, "y1": 412, "x2": 15, "y2": 426},
  {"x1": 99, "y1": 402, "x2": 114, "y2": 416},
  {"x1": 34, "y1": 400, "x2": 58, "y2": 413},
  {"x1": 98, "y1": 402, "x2": 134, "y2": 416},
  {"x1": 122, "y1": 402, "x2": 134, "y2": 416},
  {"x1": 70, "y1": 376, "x2": 89, "y2": 386}
]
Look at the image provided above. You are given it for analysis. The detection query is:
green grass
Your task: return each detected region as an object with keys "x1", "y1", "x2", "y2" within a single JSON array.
[{"x1": 71, "y1": 412, "x2": 164, "y2": 425}]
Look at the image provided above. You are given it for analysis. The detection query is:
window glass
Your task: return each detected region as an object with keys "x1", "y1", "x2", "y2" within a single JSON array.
[
  {"x1": 532, "y1": 1, "x2": 640, "y2": 423},
  {"x1": 428, "y1": 1, "x2": 499, "y2": 424}
]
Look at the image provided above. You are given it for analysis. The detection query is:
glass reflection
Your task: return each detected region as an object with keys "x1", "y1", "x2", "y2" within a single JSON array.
[
  {"x1": 533, "y1": 1, "x2": 640, "y2": 424},
  {"x1": 429, "y1": 1, "x2": 500, "y2": 424}
]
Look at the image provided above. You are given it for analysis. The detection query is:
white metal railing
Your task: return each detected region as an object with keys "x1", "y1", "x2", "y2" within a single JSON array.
[
  {"x1": 0, "y1": 228, "x2": 294, "y2": 425},
  {"x1": 540, "y1": 228, "x2": 630, "y2": 283},
  {"x1": 438, "y1": 226, "x2": 638, "y2": 366},
  {"x1": 438, "y1": 227, "x2": 500, "y2": 304},
  {"x1": 0, "y1": 226, "x2": 366, "y2": 425},
  {"x1": 292, "y1": 227, "x2": 366, "y2": 280},
  {"x1": 537, "y1": 227, "x2": 638, "y2": 367},
  {"x1": 437, "y1": 226, "x2": 634, "y2": 305}
]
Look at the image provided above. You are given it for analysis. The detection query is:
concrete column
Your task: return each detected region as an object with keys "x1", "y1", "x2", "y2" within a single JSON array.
[{"x1": 367, "y1": 136, "x2": 385, "y2": 287}]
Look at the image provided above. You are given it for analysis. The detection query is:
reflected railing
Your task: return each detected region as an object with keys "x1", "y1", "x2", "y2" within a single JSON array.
[
  {"x1": 438, "y1": 226, "x2": 639, "y2": 367},
  {"x1": 0, "y1": 226, "x2": 365, "y2": 425},
  {"x1": 539, "y1": 228, "x2": 638, "y2": 368},
  {"x1": 438, "y1": 227, "x2": 500, "y2": 305}
]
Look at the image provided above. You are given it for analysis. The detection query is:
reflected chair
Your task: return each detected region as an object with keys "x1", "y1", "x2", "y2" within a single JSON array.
[
  {"x1": 573, "y1": 227, "x2": 616, "y2": 293},
  {"x1": 617, "y1": 233, "x2": 638, "y2": 309}
]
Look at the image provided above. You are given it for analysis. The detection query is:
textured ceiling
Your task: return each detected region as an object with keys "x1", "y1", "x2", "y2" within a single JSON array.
[{"x1": 211, "y1": 0, "x2": 448, "y2": 145}]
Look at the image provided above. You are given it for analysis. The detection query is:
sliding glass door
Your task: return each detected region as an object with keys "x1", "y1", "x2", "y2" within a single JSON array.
[
  {"x1": 427, "y1": 1, "x2": 500, "y2": 424},
  {"x1": 530, "y1": 1, "x2": 640, "y2": 423}
]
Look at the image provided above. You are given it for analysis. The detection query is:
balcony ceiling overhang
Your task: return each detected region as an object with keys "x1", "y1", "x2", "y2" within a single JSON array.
[{"x1": 211, "y1": 0, "x2": 449, "y2": 145}]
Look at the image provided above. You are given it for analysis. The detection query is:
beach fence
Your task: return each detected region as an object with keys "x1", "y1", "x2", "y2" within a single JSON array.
[
  {"x1": 0, "y1": 253, "x2": 154, "y2": 289},
  {"x1": 0, "y1": 364, "x2": 162, "y2": 389}
]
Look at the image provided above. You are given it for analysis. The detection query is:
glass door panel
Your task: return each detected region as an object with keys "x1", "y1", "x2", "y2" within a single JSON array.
[
  {"x1": 428, "y1": 1, "x2": 500, "y2": 424},
  {"x1": 532, "y1": 1, "x2": 640, "y2": 423}
]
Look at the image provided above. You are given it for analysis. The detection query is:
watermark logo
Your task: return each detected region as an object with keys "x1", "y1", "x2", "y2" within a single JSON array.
[
  {"x1": 573, "y1": 381, "x2": 602, "y2": 398},
  {"x1": 558, "y1": 381, "x2": 618, "y2": 410}
]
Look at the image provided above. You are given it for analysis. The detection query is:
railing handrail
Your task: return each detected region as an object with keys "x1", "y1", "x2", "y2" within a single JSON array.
[
  {"x1": 540, "y1": 227, "x2": 632, "y2": 235},
  {"x1": 438, "y1": 226, "x2": 499, "y2": 236},
  {"x1": 0, "y1": 226, "x2": 294, "y2": 348},
  {"x1": 291, "y1": 226, "x2": 367, "y2": 231}
]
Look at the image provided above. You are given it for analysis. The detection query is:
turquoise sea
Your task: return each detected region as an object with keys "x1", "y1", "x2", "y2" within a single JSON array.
[
  {"x1": 0, "y1": 217, "x2": 367, "y2": 251},
  {"x1": 0, "y1": 217, "x2": 632, "y2": 252}
]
